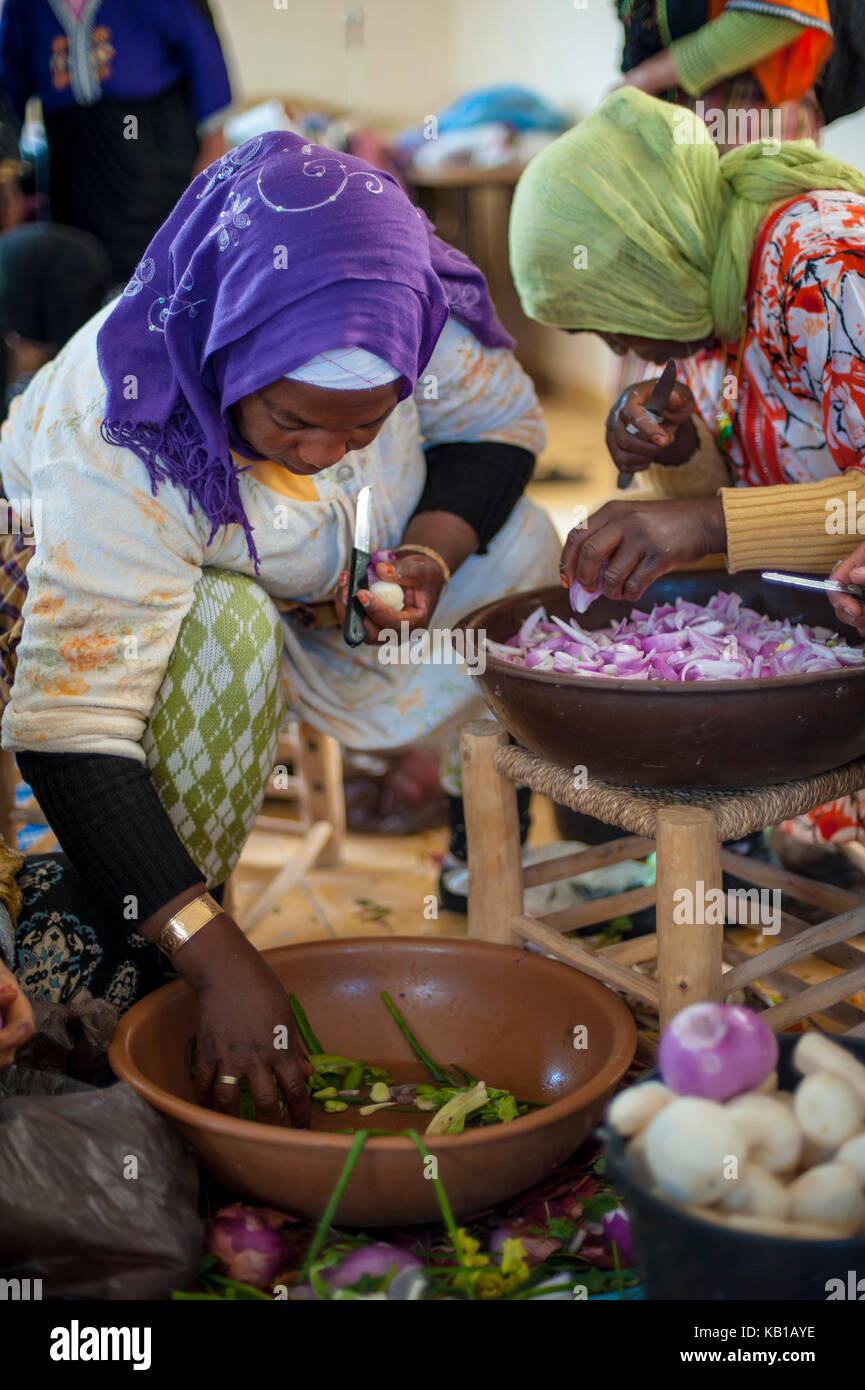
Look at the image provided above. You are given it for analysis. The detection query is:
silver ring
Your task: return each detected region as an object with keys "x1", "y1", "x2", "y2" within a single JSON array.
[
  {"x1": 216, "y1": 1074, "x2": 241, "y2": 1086},
  {"x1": 624, "y1": 422, "x2": 640, "y2": 436}
]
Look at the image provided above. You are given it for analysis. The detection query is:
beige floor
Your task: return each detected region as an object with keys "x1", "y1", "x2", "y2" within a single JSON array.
[{"x1": 232, "y1": 788, "x2": 562, "y2": 951}]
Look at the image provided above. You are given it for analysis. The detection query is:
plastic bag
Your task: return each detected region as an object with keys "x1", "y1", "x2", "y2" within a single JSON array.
[
  {"x1": 0, "y1": 1068, "x2": 203, "y2": 1298},
  {"x1": 14, "y1": 986, "x2": 118, "y2": 1084}
]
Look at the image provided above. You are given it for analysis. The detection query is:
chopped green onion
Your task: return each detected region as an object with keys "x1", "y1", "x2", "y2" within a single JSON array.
[
  {"x1": 302, "y1": 1130, "x2": 369, "y2": 1280},
  {"x1": 406, "y1": 1130, "x2": 474, "y2": 1300},
  {"x1": 380, "y1": 992, "x2": 455, "y2": 1086},
  {"x1": 288, "y1": 993, "x2": 323, "y2": 1054},
  {"x1": 343, "y1": 1061, "x2": 364, "y2": 1090}
]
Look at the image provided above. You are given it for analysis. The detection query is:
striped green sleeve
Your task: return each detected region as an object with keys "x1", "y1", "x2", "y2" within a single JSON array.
[{"x1": 670, "y1": 11, "x2": 804, "y2": 98}]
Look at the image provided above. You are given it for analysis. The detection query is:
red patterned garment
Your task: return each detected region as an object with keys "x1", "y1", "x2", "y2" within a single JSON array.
[
  {"x1": 679, "y1": 190, "x2": 865, "y2": 489},
  {"x1": 680, "y1": 190, "x2": 865, "y2": 846}
]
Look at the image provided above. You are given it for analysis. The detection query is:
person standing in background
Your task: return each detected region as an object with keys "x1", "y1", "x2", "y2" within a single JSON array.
[
  {"x1": 0, "y1": 219, "x2": 113, "y2": 411},
  {"x1": 616, "y1": 1, "x2": 833, "y2": 151},
  {"x1": 0, "y1": 0, "x2": 232, "y2": 282}
]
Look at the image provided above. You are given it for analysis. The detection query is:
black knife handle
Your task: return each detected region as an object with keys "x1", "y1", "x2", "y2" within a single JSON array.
[{"x1": 343, "y1": 546, "x2": 371, "y2": 647}]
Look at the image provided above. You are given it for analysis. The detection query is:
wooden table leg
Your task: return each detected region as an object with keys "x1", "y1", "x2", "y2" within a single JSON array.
[
  {"x1": 460, "y1": 720, "x2": 523, "y2": 944},
  {"x1": 656, "y1": 806, "x2": 724, "y2": 1027},
  {"x1": 295, "y1": 722, "x2": 344, "y2": 868}
]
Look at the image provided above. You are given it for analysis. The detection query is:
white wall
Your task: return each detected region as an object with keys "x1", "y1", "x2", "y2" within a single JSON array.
[
  {"x1": 824, "y1": 111, "x2": 865, "y2": 173},
  {"x1": 448, "y1": 0, "x2": 620, "y2": 121},
  {"x1": 211, "y1": 0, "x2": 457, "y2": 119},
  {"x1": 212, "y1": 0, "x2": 621, "y2": 124}
]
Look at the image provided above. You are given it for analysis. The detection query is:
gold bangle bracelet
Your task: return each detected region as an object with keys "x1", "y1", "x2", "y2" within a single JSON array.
[
  {"x1": 393, "y1": 544, "x2": 451, "y2": 586},
  {"x1": 155, "y1": 890, "x2": 222, "y2": 957}
]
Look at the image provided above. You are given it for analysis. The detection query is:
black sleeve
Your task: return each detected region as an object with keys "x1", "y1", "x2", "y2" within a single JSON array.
[
  {"x1": 411, "y1": 441, "x2": 535, "y2": 554},
  {"x1": 16, "y1": 751, "x2": 205, "y2": 922}
]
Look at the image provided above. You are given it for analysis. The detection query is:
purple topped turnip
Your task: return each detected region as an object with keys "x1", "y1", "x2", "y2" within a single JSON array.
[{"x1": 658, "y1": 1002, "x2": 778, "y2": 1102}]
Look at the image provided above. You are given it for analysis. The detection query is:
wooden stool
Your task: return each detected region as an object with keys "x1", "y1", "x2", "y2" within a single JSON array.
[
  {"x1": 461, "y1": 719, "x2": 865, "y2": 1037},
  {"x1": 227, "y1": 720, "x2": 345, "y2": 941}
]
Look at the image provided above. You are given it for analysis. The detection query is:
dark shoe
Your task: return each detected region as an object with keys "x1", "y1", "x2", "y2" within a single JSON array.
[{"x1": 439, "y1": 787, "x2": 532, "y2": 912}]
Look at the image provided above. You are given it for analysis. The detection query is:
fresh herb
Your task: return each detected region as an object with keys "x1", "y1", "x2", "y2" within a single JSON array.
[
  {"x1": 301, "y1": 1130, "x2": 370, "y2": 1282},
  {"x1": 380, "y1": 990, "x2": 456, "y2": 1086},
  {"x1": 172, "y1": 1257, "x2": 272, "y2": 1301},
  {"x1": 406, "y1": 1130, "x2": 475, "y2": 1300},
  {"x1": 580, "y1": 1191, "x2": 620, "y2": 1223},
  {"x1": 354, "y1": 897, "x2": 393, "y2": 922},
  {"x1": 289, "y1": 992, "x2": 323, "y2": 1053},
  {"x1": 547, "y1": 1216, "x2": 576, "y2": 1242}
]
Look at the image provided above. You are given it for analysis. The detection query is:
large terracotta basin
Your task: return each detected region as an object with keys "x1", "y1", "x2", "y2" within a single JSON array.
[
  {"x1": 461, "y1": 570, "x2": 865, "y2": 788},
  {"x1": 109, "y1": 937, "x2": 635, "y2": 1226}
]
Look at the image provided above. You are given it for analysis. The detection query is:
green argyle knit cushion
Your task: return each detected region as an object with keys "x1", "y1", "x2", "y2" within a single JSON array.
[{"x1": 142, "y1": 568, "x2": 284, "y2": 888}]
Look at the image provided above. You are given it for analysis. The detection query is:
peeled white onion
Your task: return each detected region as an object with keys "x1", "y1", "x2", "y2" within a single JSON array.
[{"x1": 368, "y1": 579, "x2": 405, "y2": 611}]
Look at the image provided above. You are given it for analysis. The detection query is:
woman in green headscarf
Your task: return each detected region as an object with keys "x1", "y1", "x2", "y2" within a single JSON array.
[{"x1": 509, "y1": 87, "x2": 865, "y2": 608}]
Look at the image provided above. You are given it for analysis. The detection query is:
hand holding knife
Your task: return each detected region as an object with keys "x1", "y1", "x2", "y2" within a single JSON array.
[
  {"x1": 617, "y1": 357, "x2": 678, "y2": 490},
  {"x1": 762, "y1": 570, "x2": 865, "y2": 601}
]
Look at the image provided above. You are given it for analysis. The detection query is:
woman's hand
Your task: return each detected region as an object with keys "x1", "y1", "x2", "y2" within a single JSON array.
[
  {"x1": 190, "y1": 940, "x2": 311, "y2": 1126},
  {"x1": 560, "y1": 497, "x2": 727, "y2": 602},
  {"x1": 336, "y1": 554, "x2": 446, "y2": 646},
  {"x1": 829, "y1": 545, "x2": 865, "y2": 638},
  {"x1": 606, "y1": 380, "x2": 699, "y2": 475},
  {"x1": 614, "y1": 51, "x2": 680, "y2": 96},
  {"x1": 0, "y1": 959, "x2": 35, "y2": 1068}
]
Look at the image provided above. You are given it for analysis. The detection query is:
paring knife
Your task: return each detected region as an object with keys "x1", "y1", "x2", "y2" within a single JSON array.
[
  {"x1": 344, "y1": 485, "x2": 372, "y2": 647},
  {"x1": 617, "y1": 357, "x2": 678, "y2": 491},
  {"x1": 762, "y1": 570, "x2": 865, "y2": 601}
]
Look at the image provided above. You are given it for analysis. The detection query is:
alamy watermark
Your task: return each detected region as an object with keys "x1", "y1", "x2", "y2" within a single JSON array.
[
  {"x1": 674, "y1": 100, "x2": 782, "y2": 156},
  {"x1": 0, "y1": 496, "x2": 42, "y2": 542},
  {"x1": 377, "y1": 621, "x2": 487, "y2": 674},
  {"x1": 673, "y1": 880, "x2": 781, "y2": 935},
  {"x1": 825, "y1": 490, "x2": 865, "y2": 535}
]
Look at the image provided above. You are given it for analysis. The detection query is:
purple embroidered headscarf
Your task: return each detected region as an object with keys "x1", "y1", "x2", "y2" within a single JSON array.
[{"x1": 97, "y1": 132, "x2": 513, "y2": 568}]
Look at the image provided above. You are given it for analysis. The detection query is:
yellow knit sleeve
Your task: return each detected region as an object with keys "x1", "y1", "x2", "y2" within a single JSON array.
[{"x1": 722, "y1": 471, "x2": 865, "y2": 574}]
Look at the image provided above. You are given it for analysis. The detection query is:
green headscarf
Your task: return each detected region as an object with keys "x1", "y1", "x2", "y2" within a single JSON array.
[{"x1": 509, "y1": 88, "x2": 865, "y2": 343}]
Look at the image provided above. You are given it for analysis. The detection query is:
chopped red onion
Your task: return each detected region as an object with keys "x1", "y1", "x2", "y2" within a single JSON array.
[
  {"x1": 367, "y1": 548, "x2": 397, "y2": 587},
  {"x1": 495, "y1": 591, "x2": 864, "y2": 683},
  {"x1": 207, "y1": 1205, "x2": 290, "y2": 1289},
  {"x1": 602, "y1": 1206, "x2": 635, "y2": 1265},
  {"x1": 569, "y1": 577, "x2": 603, "y2": 613},
  {"x1": 327, "y1": 1243, "x2": 423, "y2": 1290}
]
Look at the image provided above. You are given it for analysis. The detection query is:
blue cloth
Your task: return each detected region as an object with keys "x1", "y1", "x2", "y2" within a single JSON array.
[
  {"x1": 0, "y1": 0, "x2": 231, "y2": 126},
  {"x1": 434, "y1": 85, "x2": 567, "y2": 134}
]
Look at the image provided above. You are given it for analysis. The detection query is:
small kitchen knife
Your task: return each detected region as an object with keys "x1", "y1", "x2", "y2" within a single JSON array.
[
  {"x1": 617, "y1": 357, "x2": 678, "y2": 490},
  {"x1": 344, "y1": 485, "x2": 372, "y2": 648},
  {"x1": 762, "y1": 570, "x2": 865, "y2": 601}
]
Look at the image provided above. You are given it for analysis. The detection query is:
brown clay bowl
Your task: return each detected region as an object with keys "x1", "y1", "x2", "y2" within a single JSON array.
[
  {"x1": 109, "y1": 936, "x2": 635, "y2": 1226},
  {"x1": 461, "y1": 569, "x2": 865, "y2": 789}
]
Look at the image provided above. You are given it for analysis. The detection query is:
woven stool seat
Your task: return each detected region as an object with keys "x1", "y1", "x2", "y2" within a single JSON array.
[{"x1": 493, "y1": 746, "x2": 865, "y2": 843}]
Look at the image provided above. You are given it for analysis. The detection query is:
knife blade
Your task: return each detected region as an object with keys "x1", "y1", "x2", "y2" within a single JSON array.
[
  {"x1": 644, "y1": 357, "x2": 678, "y2": 420},
  {"x1": 617, "y1": 357, "x2": 678, "y2": 491},
  {"x1": 761, "y1": 570, "x2": 865, "y2": 600},
  {"x1": 344, "y1": 485, "x2": 373, "y2": 647}
]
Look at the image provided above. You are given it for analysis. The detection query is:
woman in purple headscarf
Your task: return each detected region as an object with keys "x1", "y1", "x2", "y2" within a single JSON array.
[{"x1": 0, "y1": 134, "x2": 559, "y2": 1121}]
